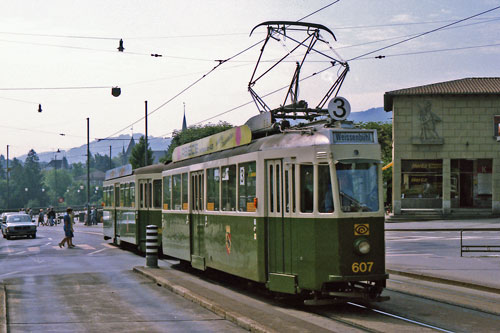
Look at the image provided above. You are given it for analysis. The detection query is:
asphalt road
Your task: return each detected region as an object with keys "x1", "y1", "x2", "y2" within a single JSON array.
[{"x1": 0, "y1": 223, "x2": 244, "y2": 332}]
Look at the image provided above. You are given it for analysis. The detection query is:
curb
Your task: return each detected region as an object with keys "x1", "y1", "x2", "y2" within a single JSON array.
[
  {"x1": 0, "y1": 284, "x2": 7, "y2": 333},
  {"x1": 133, "y1": 267, "x2": 276, "y2": 333},
  {"x1": 387, "y1": 269, "x2": 500, "y2": 295}
]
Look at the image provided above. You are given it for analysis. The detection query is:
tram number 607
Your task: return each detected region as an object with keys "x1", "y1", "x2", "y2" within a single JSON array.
[{"x1": 351, "y1": 262, "x2": 373, "y2": 273}]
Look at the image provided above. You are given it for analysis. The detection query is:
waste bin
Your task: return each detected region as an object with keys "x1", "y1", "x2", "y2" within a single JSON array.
[{"x1": 79, "y1": 212, "x2": 85, "y2": 222}]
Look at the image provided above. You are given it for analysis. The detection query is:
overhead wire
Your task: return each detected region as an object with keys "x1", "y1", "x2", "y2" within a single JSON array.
[
  {"x1": 348, "y1": 5, "x2": 500, "y2": 61},
  {"x1": 100, "y1": 0, "x2": 343, "y2": 141}
]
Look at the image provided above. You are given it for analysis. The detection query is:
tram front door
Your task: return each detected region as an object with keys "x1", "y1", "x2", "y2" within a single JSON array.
[
  {"x1": 190, "y1": 171, "x2": 206, "y2": 270},
  {"x1": 266, "y1": 159, "x2": 296, "y2": 293}
]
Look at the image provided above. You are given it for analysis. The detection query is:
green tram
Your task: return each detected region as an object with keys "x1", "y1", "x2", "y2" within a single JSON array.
[
  {"x1": 103, "y1": 163, "x2": 166, "y2": 253},
  {"x1": 161, "y1": 116, "x2": 388, "y2": 302}
]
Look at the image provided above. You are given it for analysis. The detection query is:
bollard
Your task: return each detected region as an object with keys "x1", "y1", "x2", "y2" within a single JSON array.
[{"x1": 146, "y1": 225, "x2": 159, "y2": 268}]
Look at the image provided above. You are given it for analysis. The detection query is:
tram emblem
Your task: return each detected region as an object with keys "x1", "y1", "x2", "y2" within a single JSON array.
[
  {"x1": 225, "y1": 225, "x2": 232, "y2": 254},
  {"x1": 354, "y1": 224, "x2": 369, "y2": 236}
]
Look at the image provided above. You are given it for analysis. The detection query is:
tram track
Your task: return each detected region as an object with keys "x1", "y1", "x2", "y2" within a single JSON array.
[{"x1": 308, "y1": 302, "x2": 453, "y2": 333}]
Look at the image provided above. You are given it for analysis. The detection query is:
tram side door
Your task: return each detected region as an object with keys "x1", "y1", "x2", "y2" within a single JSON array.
[
  {"x1": 266, "y1": 159, "x2": 294, "y2": 281},
  {"x1": 114, "y1": 184, "x2": 120, "y2": 241},
  {"x1": 190, "y1": 171, "x2": 206, "y2": 270},
  {"x1": 139, "y1": 179, "x2": 152, "y2": 248}
]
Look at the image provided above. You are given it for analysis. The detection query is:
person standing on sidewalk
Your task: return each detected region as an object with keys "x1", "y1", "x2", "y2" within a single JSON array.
[{"x1": 59, "y1": 207, "x2": 75, "y2": 248}]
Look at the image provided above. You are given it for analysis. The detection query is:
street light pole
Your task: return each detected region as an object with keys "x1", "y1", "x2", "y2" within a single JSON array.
[
  {"x1": 145, "y1": 100, "x2": 148, "y2": 167},
  {"x1": 87, "y1": 117, "x2": 91, "y2": 225},
  {"x1": 6, "y1": 145, "x2": 9, "y2": 209}
]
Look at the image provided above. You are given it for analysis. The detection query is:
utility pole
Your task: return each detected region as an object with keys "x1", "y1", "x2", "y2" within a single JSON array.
[
  {"x1": 145, "y1": 100, "x2": 148, "y2": 167},
  {"x1": 109, "y1": 145, "x2": 112, "y2": 170},
  {"x1": 6, "y1": 145, "x2": 9, "y2": 209},
  {"x1": 87, "y1": 118, "x2": 91, "y2": 225}
]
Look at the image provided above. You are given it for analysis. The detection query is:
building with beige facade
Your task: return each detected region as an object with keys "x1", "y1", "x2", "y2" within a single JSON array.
[{"x1": 384, "y1": 78, "x2": 500, "y2": 216}]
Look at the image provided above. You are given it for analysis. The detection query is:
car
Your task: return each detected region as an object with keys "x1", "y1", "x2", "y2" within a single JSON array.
[{"x1": 1, "y1": 213, "x2": 37, "y2": 239}]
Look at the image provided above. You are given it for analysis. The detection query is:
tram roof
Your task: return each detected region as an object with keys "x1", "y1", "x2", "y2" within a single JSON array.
[
  {"x1": 133, "y1": 163, "x2": 168, "y2": 175},
  {"x1": 164, "y1": 124, "x2": 376, "y2": 170}
]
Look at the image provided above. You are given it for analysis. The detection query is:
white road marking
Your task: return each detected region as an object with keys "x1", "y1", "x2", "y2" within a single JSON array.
[
  {"x1": 76, "y1": 244, "x2": 96, "y2": 250},
  {"x1": 27, "y1": 247, "x2": 40, "y2": 252},
  {"x1": 0, "y1": 271, "x2": 21, "y2": 278},
  {"x1": 88, "y1": 248, "x2": 108, "y2": 255},
  {"x1": 386, "y1": 253, "x2": 434, "y2": 256}
]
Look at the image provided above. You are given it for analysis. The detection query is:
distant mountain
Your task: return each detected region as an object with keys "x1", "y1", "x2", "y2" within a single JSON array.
[
  {"x1": 25, "y1": 134, "x2": 171, "y2": 164},
  {"x1": 348, "y1": 107, "x2": 392, "y2": 123}
]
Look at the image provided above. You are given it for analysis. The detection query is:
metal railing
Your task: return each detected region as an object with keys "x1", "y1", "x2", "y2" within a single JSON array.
[
  {"x1": 386, "y1": 227, "x2": 500, "y2": 257},
  {"x1": 460, "y1": 228, "x2": 500, "y2": 257}
]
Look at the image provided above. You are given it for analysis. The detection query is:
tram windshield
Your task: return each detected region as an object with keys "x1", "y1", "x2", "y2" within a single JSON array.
[{"x1": 337, "y1": 161, "x2": 379, "y2": 212}]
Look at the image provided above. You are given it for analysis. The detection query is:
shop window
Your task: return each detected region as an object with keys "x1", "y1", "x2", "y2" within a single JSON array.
[
  {"x1": 221, "y1": 165, "x2": 236, "y2": 211},
  {"x1": 401, "y1": 160, "x2": 442, "y2": 199},
  {"x1": 238, "y1": 162, "x2": 257, "y2": 212}
]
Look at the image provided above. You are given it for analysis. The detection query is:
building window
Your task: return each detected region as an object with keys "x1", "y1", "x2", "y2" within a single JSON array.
[{"x1": 494, "y1": 116, "x2": 500, "y2": 137}]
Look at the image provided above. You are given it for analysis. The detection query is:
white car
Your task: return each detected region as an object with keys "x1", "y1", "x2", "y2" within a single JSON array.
[{"x1": 1, "y1": 213, "x2": 37, "y2": 239}]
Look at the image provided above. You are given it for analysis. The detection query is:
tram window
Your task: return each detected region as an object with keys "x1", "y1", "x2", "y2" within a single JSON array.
[
  {"x1": 147, "y1": 182, "x2": 153, "y2": 208},
  {"x1": 130, "y1": 182, "x2": 135, "y2": 207},
  {"x1": 114, "y1": 185, "x2": 120, "y2": 207},
  {"x1": 276, "y1": 164, "x2": 281, "y2": 213},
  {"x1": 337, "y1": 162, "x2": 379, "y2": 212},
  {"x1": 206, "y1": 168, "x2": 220, "y2": 211},
  {"x1": 300, "y1": 165, "x2": 314, "y2": 213},
  {"x1": 172, "y1": 174, "x2": 182, "y2": 210},
  {"x1": 238, "y1": 162, "x2": 256, "y2": 212},
  {"x1": 269, "y1": 165, "x2": 274, "y2": 213},
  {"x1": 124, "y1": 183, "x2": 130, "y2": 207},
  {"x1": 103, "y1": 187, "x2": 107, "y2": 206},
  {"x1": 221, "y1": 165, "x2": 236, "y2": 211},
  {"x1": 292, "y1": 165, "x2": 296, "y2": 213},
  {"x1": 139, "y1": 183, "x2": 144, "y2": 208},
  {"x1": 153, "y1": 179, "x2": 162, "y2": 209},
  {"x1": 163, "y1": 176, "x2": 171, "y2": 210},
  {"x1": 318, "y1": 164, "x2": 334, "y2": 213},
  {"x1": 181, "y1": 173, "x2": 188, "y2": 210},
  {"x1": 285, "y1": 169, "x2": 289, "y2": 213},
  {"x1": 120, "y1": 184, "x2": 125, "y2": 207}
]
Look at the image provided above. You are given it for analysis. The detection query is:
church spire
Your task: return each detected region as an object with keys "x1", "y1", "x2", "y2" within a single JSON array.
[{"x1": 182, "y1": 102, "x2": 187, "y2": 131}]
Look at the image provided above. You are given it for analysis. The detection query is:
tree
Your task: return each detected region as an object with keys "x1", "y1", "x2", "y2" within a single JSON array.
[
  {"x1": 129, "y1": 136, "x2": 153, "y2": 169},
  {"x1": 43, "y1": 168, "x2": 73, "y2": 207},
  {"x1": 93, "y1": 152, "x2": 114, "y2": 172},
  {"x1": 70, "y1": 162, "x2": 85, "y2": 179},
  {"x1": 160, "y1": 121, "x2": 233, "y2": 163},
  {"x1": 23, "y1": 150, "x2": 49, "y2": 208},
  {"x1": 357, "y1": 122, "x2": 393, "y2": 207}
]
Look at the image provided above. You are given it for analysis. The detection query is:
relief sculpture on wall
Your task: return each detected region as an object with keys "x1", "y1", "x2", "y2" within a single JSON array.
[{"x1": 413, "y1": 100, "x2": 443, "y2": 144}]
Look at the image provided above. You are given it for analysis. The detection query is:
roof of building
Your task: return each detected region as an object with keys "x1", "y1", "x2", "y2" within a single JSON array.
[{"x1": 384, "y1": 77, "x2": 500, "y2": 111}]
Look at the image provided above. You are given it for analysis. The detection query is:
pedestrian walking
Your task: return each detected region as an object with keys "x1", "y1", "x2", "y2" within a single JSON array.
[
  {"x1": 59, "y1": 207, "x2": 75, "y2": 248},
  {"x1": 47, "y1": 207, "x2": 56, "y2": 226},
  {"x1": 91, "y1": 207, "x2": 97, "y2": 225},
  {"x1": 37, "y1": 208, "x2": 45, "y2": 227}
]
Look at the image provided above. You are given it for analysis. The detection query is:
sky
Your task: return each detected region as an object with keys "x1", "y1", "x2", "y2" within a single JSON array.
[{"x1": 1, "y1": 0, "x2": 500, "y2": 159}]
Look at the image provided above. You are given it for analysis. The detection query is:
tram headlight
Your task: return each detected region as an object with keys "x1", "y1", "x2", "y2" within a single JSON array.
[{"x1": 354, "y1": 238, "x2": 370, "y2": 255}]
